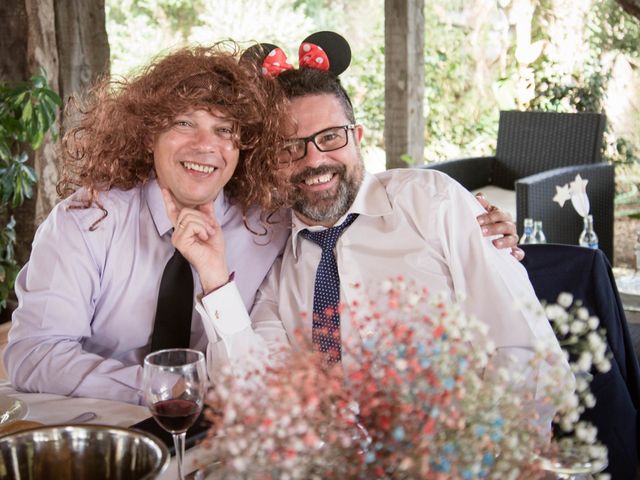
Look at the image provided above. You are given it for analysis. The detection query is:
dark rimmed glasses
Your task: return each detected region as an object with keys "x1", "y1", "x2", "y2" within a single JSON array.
[{"x1": 278, "y1": 124, "x2": 357, "y2": 165}]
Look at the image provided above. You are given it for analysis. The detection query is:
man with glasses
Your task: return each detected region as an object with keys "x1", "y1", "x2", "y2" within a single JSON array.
[{"x1": 170, "y1": 67, "x2": 567, "y2": 399}]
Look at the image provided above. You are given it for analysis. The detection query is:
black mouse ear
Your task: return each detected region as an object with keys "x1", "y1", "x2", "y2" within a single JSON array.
[
  {"x1": 299, "y1": 31, "x2": 351, "y2": 76},
  {"x1": 240, "y1": 43, "x2": 292, "y2": 76}
]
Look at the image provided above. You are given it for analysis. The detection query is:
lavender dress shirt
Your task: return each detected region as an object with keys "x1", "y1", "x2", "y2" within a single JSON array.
[{"x1": 4, "y1": 179, "x2": 288, "y2": 404}]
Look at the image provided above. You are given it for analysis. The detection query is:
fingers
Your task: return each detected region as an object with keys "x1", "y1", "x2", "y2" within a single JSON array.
[
  {"x1": 477, "y1": 207, "x2": 513, "y2": 226},
  {"x1": 481, "y1": 220, "x2": 516, "y2": 239},
  {"x1": 474, "y1": 194, "x2": 524, "y2": 262},
  {"x1": 175, "y1": 210, "x2": 216, "y2": 242},
  {"x1": 510, "y1": 246, "x2": 525, "y2": 262},
  {"x1": 475, "y1": 192, "x2": 490, "y2": 210},
  {"x1": 492, "y1": 233, "x2": 519, "y2": 250}
]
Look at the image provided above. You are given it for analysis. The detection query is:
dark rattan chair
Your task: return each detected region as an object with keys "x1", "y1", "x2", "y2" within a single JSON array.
[{"x1": 425, "y1": 110, "x2": 614, "y2": 262}]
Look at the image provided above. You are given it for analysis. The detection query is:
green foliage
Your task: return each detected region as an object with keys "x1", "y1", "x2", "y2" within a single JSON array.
[
  {"x1": 106, "y1": 0, "x2": 318, "y2": 77},
  {"x1": 529, "y1": 58, "x2": 610, "y2": 113},
  {"x1": 0, "y1": 73, "x2": 60, "y2": 313},
  {"x1": 344, "y1": 43, "x2": 385, "y2": 150},
  {"x1": 105, "y1": 0, "x2": 640, "y2": 180},
  {"x1": 422, "y1": 2, "x2": 501, "y2": 161},
  {"x1": 589, "y1": 0, "x2": 640, "y2": 59},
  {"x1": 528, "y1": 0, "x2": 640, "y2": 176}
]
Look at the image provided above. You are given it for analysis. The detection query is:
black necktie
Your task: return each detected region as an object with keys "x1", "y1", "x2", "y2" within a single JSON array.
[
  {"x1": 300, "y1": 213, "x2": 358, "y2": 363},
  {"x1": 150, "y1": 249, "x2": 194, "y2": 351}
]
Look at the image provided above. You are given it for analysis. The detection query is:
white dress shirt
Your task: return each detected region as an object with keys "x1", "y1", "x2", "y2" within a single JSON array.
[{"x1": 201, "y1": 169, "x2": 568, "y2": 392}]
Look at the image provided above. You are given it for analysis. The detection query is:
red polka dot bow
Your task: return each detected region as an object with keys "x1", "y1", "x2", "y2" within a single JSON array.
[
  {"x1": 261, "y1": 42, "x2": 330, "y2": 77},
  {"x1": 261, "y1": 47, "x2": 293, "y2": 76},
  {"x1": 298, "y1": 42, "x2": 330, "y2": 71}
]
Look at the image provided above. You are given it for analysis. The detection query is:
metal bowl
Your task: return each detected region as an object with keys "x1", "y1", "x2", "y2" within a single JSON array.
[{"x1": 0, "y1": 424, "x2": 170, "y2": 480}]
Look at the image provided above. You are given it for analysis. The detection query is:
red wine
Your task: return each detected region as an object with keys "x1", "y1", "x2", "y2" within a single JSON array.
[{"x1": 151, "y1": 399, "x2": 201, "y2": 433}]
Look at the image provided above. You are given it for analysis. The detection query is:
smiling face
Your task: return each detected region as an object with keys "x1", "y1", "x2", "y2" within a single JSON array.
[
  {"x1": 280, "y1": 94, "x2": 365, "y2": 227},
  {"x1": 152, "y1": 109, "x2": 239, "y2": 210}
]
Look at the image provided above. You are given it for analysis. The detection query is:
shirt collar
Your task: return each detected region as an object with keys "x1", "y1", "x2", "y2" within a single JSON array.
[
  {"x1": 144, "y1": 178, "x2": 229, "y2": 238},
  {"x1": 290, "y1": 172, "x2": 393, "y2": 258}
]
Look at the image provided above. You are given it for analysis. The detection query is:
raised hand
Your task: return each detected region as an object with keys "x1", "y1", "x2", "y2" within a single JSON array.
[
  {"x1": 475, "y1": 192, "x2": 524, "y2": 261},
  {"x1": 162, "y1": 189, "x2": 230, "y2": 293}
]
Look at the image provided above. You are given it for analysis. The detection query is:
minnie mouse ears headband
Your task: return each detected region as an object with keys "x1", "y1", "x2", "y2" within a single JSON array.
[{"x1": 241, "y1": 31, "x2": 351, "y2": 77}]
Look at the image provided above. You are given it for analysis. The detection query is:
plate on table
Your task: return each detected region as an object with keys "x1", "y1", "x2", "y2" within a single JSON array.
[{"x1": 0, "y1": 394, "x2": 28, "y2": 425}]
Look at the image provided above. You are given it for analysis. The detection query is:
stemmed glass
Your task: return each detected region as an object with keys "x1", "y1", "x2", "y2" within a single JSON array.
[
  {"x1": 537, "y1": 443, "x2": 607, "y2": 480},
  {"x1": 143, "y1": 348, "x2": 207, "y2": 480}
]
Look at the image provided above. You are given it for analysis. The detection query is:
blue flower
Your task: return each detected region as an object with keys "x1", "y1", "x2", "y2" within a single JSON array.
[
  {"x1": 434, "y1": 458, "x2": 451, "y2": 473},
  {"x1": 458, "y1": 358, "x2": 469, "y2": 371},
  {"x1": 363, "y1": 338, "x2": 376, "y2": 351},
  {"x1": 392, "y1": 426, "x2": 405, "y2": 441},
  {"x1": 474, "y1": 425, "x2": 487, "y2": 437}
]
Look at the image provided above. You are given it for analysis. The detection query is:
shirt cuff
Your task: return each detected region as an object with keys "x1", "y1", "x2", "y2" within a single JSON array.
[{"x1": 199, "y1": 280, "x2": 251, "y2": 338}]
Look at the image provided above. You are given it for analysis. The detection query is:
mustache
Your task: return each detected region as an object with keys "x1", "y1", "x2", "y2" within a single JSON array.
[{"x1": 290, "y1": 164, "x2": 346, "y2": 185}]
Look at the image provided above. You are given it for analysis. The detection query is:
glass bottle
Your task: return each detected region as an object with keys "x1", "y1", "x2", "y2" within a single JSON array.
[
  {"x1": 578, "y1": 214, "x2": 599, "y2": 249},
  {"x1": 519, "y1": 218, "x2": 536, "y2": 244},
  {"x1": 533, "y1": 221, "x2": 547, "y2": 244}
]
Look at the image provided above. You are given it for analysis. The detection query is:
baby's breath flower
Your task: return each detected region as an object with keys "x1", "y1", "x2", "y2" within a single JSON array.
[
  {"x1": 577, "y1": 352, "x2": 593, "y2": 372},
  {"x1": 557, "y1": 292, "x2": 573, "y2": 308},
  {"x1": 577, "y1": 307, "x2": 589, "y2": 320},
  {"x1": 571, "y1": 320, "x2": 587, "y2": 335},
  {"x1": 558, "y1": 323, "x2": 570, "y2": 335},
  {"x1": 202, "y1": 280, "x2": 606, "y2": 478}
]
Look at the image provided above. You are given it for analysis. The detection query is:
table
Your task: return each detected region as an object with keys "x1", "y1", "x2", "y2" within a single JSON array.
[
  {"x1": 0, "y1": 381, "x2": 213, "y2": 479},
  {"x1": 613, "y1": 267, "x2": 640, "y2": 313}
]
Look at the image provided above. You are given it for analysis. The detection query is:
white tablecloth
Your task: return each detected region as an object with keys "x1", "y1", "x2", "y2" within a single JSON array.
[{"x1": 0, "y1": 381, "x2": 211, "y2": 479}]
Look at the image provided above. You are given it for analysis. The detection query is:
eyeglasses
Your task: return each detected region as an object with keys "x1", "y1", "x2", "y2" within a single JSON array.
[{"x1": 278, "y1": 124, "x2": 357, "y2": 164}]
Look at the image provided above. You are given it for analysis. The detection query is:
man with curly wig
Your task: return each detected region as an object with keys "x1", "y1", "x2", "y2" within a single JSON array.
[{"x1": 4, "y1": 44, "x2": 292, "y2": 404}]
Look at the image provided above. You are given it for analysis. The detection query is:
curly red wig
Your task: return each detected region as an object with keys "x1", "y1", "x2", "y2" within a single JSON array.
[{"x1": 58, "y1": 43, "x2": 289, "y2": 229}]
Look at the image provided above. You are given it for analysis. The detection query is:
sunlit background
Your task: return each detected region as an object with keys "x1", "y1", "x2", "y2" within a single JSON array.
[{"x1": 105, "y1": 0, "x2": 640, "y2": 261}]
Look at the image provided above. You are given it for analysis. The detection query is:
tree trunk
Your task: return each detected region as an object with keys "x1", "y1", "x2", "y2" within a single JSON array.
[
  {"x1": 0, "y1": 0, "x2": 109, "y2": 321},
  {"x1": 384, "y1": 0, "x2": 425, "y2": 169},
  {"x1": 0, "y1": 0, "x2": 109, "y2": 263},
  {"x1": 615, "y1": 0, "x2": 640, "y2": 19},
  {"x1": 54, "y1": 0, "x2": 110, "y2": 128}
]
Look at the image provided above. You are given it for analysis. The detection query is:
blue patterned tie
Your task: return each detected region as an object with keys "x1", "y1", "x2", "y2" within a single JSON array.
[{"x1": 300, "y1": 213, "x2": 359, "y2": 363}]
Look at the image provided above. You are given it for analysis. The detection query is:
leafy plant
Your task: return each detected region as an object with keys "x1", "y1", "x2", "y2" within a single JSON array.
[{"x1": 0, "y1": 73, "x2": 61, "y2": 314}]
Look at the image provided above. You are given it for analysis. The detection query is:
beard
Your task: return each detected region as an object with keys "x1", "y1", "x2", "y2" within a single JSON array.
[{"x1": 289, "y1": 157, "x2": 364, "y2": 224}]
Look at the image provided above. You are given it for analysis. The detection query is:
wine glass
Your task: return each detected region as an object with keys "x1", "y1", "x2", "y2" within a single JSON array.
[
  {"x1": 536, "y1": 443, "x2": 607, "y2": 480},
  {"x1": 143, "y1": 348, "x2": 207, "y2": 480}
]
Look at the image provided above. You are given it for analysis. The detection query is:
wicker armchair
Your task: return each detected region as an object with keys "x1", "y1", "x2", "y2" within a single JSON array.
[{"x1": 424, "y1": 110, "x2": 614, "y2": 262}]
